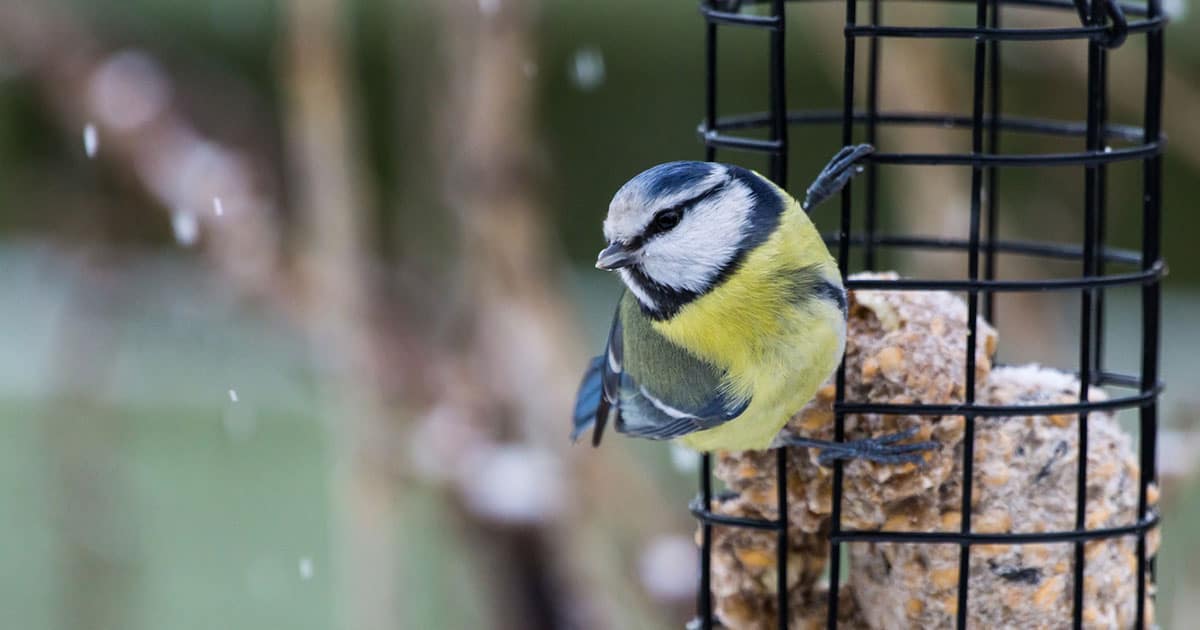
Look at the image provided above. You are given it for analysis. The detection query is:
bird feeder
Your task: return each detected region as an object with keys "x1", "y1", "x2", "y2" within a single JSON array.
[{"x1": 688, "y1": 0, "x2": 1166, "y2": 628}]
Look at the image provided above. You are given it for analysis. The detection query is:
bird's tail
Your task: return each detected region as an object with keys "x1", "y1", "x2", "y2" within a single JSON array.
[{"x1": 571, "y1": 356, "x2": 606, "y2": 445}]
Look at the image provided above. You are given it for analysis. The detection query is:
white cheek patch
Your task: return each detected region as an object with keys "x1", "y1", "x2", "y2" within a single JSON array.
[{"x1": 639, "y1": 180, "x2": 754, "y2": 293}]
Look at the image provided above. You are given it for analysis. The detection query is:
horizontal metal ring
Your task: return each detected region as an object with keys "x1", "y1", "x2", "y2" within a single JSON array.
[
  {"x1": 872, "y1": 142, "x2": 1161, "y2": 167},
  {"x1": 840, "y1": 262, "x2": 1163, "y2": 292},
  {"x1": 699, "y1": 5, "x2": 781, "y2": 29},
  {"x1": 698, "y1": 111, "x2": 1164, "y2": 166},
  {"x1": 844, "y1": 17, "x2": 1161, "y2": 42},
  {"x1": 827, "y1": 234, "x2": 1148, "y2": 266},
  {"x1": 701, "y1": 0, "x2": 1162, "y2": 43},
  {"x1": 712, "y1": 0, "x2": 1154, "y2": 20},
  {"x1": 700, "y1": 130, "x2": 784, "y2": 153},
  {"x1": 713, "y1": 110, "x2": 1147, "y2": 143},
  {"x1": 690, "y1": 502, "x2": 1160, "y2": 544},
  {"x1": 832, "y1": 514, "x2": 1159, "y2": 545},
  {"x1": 834, "y1": 382, "x2": 1163, "y2": 417},
  {"x1": 689, "y1": 495, "x2": 785, "y2": 530}
]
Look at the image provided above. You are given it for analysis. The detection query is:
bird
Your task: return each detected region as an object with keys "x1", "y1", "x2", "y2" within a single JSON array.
[{"x1": 571, "y1": 145, "x2": 936, "y2": 464}]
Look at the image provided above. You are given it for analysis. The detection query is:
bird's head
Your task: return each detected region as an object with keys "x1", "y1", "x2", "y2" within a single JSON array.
[{"x1": 598, "y1": 161, "x2": 783, "y2": 319}]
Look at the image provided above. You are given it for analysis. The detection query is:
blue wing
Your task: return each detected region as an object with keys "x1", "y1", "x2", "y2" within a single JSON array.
[
  {"x1": 571, "y1": 356, "x2": 605, "y2": 442},
  {"x1": 571, "y1": 292, "x2": 749, "y2": 446},
  {"x1": 572, "y1": 306, "x2": 623, "y2": 446}
]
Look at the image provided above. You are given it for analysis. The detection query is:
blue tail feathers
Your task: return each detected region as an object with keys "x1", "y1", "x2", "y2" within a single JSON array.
[{"x1": 572, "y1": 356, "x2": 604, "y2": 444}]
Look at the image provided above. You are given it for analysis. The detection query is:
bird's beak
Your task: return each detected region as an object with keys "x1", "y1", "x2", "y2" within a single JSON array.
[{"x1": 595, "y1": 242, "x2": 638, "y2": 270}]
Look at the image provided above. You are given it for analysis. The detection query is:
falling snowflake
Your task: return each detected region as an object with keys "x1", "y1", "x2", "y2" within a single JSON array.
[
  {"x1": 298, "y1": 557, "x2": 314, "y2": 580},
  {"x1": 171, "y1": 210, "x2": 199, "y2": 246},
  {"x1": 83, "y1": 123, "x2": 99, "y2": 158},
  {"x1": 569, "y1": 48, "x2": 605, "y2": 92}
]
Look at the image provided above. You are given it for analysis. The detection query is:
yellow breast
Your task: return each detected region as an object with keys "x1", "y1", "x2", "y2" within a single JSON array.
[{"x1": 652, "y1": 199, "x2": 845, "y2": 451}]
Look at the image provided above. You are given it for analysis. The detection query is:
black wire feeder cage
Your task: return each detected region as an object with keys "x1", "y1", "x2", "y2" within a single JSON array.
[{"x1": 687, "y1": 0, "x2": 1165, "y2": 628}]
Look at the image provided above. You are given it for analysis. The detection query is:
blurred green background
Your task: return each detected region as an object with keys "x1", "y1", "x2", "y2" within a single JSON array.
[{"x1": 0, "y1": 0, "x2": 1197, "y2": 628}]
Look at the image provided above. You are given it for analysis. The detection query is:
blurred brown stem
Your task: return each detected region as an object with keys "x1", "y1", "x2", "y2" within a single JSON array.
[
  {"x1": 433, "y1": 0, "x2": 590, "y2": 627},
  {"x1": 432, "y1": 0, "x2": 680, "y2": 627},
  {"x1": 280, "y1": 1, "x2": 413, "y2": 629}
]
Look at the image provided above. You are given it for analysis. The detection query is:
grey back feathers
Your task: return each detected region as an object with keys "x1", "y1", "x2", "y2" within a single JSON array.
[{"x1": 603, "y1": 161, "x2": 784, "y2": 319}]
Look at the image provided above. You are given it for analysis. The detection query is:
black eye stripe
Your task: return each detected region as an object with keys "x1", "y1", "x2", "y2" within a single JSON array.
[
  {"x1": 655, "y1": 207, "x2": 682, "y2": 224},
  {"x1": 641, "y1": 179, "x2": 729, "y2": 240},
  {"x1": 643, "y1": 207, "x2": 682, "y2": 238}
]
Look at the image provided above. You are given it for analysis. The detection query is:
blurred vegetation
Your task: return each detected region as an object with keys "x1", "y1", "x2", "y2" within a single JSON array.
[
  {"x1": 4, "y1": 0, "x2": 1199, "y2": 280},
  {"x1": 0, "y1": 0, "x2": 1198, "y2": 629}
]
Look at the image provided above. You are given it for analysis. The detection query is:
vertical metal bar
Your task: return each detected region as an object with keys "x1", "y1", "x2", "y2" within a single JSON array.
[
  {"x1": 699, "y1": 453, "x2": 714, "y2": 629},
  {"x1": 982, "y1": 0, "x2": 1002, "y2": 324},
  {"x1": 698, "y1": 12, "x2": 718, "y2": 629},
  {"x1": 1074, "y1": 1, "x2": 1105, "y2": 628},
  {"x1": 768, "y1": 5, "x2": 790, "y2": 627},
  {"x1": 828, "y1": 0, "x2": 858, "y2": 627},
  {"x1": 863, "y1": 0, "x2": 881, "y2": 270},
  {"x1": 1093, "y1": 40, "x2": 1110, "y2": 381},
  {"x1": 705, "y1": 16, "x2": 718, "y2": 164},
  {"x1": 768, "y1": 0, "x2": 789, "y2": 187},
  {"x1": 775, "y1": 450, "x2": 789, "y2": 630},
  {"x1": 956, "y1": 0, "x2": 989, "y2": 626},
  {"x1": 1137, "y1": 1, "x2": 1164, "y2": 627}
]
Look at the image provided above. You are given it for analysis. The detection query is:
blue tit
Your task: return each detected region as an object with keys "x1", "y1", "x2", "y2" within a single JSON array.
[{"x1": 572, "y1": 145, "x2": 937, "y2": 463}]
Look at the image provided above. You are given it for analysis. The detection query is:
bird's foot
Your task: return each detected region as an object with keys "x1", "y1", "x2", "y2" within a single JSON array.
[
  {"x1": 802, "y1": 143, "x2": 875, "y2": 211},
  {"x1": 780, "y1": 427, "x2": 938, "y2": 467}
]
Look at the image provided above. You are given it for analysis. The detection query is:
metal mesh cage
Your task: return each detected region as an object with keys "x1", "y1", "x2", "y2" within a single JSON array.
[{"x1": 688, "y1": 0, "x2": 1165, "y2": 628}]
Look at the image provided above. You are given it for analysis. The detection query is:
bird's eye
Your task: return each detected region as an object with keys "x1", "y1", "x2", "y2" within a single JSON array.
[{"x1": 650, "y1": 208, "x2": 682, "y2": 234}]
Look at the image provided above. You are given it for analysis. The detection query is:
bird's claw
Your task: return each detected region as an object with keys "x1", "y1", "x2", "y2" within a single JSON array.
[
  {"x1": 802, "y1": 143, "x2": 875, "y2": 211},
  {"x1": 781, "y1": 426, "x2": 939, "y2": 467}
]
